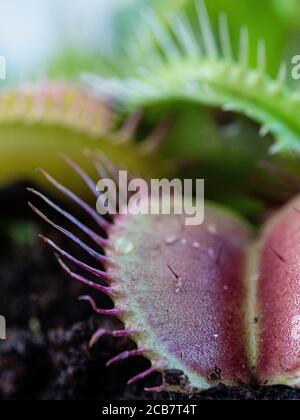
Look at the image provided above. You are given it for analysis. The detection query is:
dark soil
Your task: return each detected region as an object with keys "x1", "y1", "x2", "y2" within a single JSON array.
[{"x1": 0, "y1": 183, "x2": 299, "y2": 400}]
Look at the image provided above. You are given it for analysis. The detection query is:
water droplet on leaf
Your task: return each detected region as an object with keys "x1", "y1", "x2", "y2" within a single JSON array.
[{"x1": 115, "y1": 237, "x2": 134, "y2": 254}]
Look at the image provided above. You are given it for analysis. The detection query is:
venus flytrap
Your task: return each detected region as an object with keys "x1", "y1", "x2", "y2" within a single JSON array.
[
  {"x1": 29, "y1": 154, "x2": 300, "y2": 393},
  {"x1": 10, "y1": 0, "x2": 300, "y2": 395},
  {"x1": 0, "y1": 82, "x2": 172, "y2": 196},
  {"x1": 86, "y1": 0, "x2": 300, "y2": 156}
]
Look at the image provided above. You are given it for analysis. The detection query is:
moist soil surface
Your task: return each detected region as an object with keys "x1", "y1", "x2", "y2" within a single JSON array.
[{"x1": 0, "y1": 183, "x2": 299, "y2": 400}]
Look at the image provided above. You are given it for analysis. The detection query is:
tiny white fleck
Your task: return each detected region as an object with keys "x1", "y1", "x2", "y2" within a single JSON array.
[
  {"x1": 175, "y1": 278, "x2": 183, "y2": 294},
  {"x1": 192, "y1": 241, "x2": 200, "y2": 249},
  {"x1": 165, "y1": 234, "x2": 178, "y2": 245},
  {"x1": 207, "y1": 224, "x2": 218, "y2": 235},
  {"x1": 213, "y1": 334, "x2": 219, "y2": 339},
  {"x1": 181, "y1": 238, "x2": 187, "y2": 245}
]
